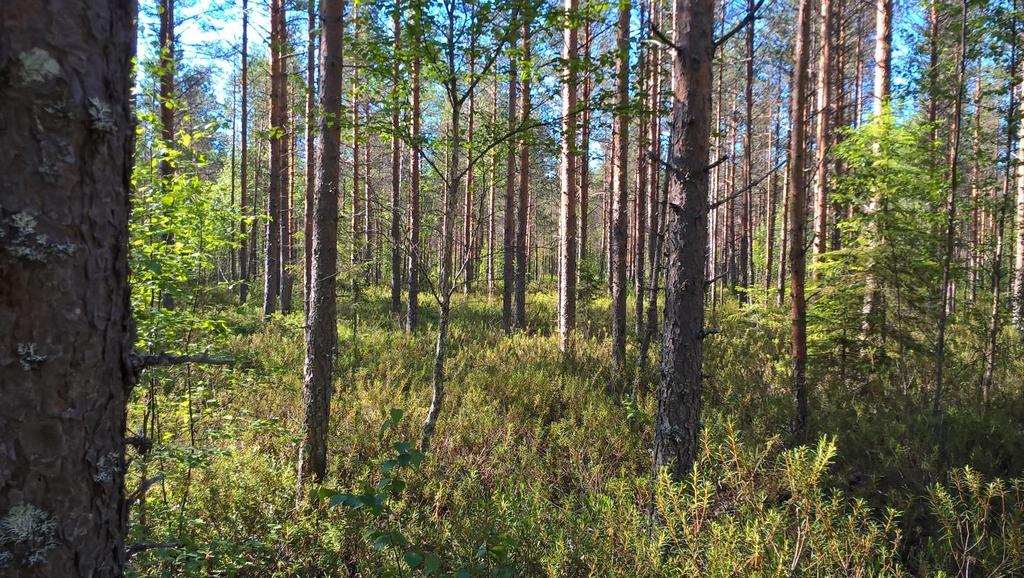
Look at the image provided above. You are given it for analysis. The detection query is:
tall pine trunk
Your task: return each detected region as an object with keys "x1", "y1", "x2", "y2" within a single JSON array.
[
  {"x1": 240, "y1": 0, "x2": 250, "y2": 303},
  {"x1": 390, "y1": 0, "x2": 403, "y2": 320},
  {"x1": 610, "y1": 0, "x2": 631, "y2": 371},
  {"x1": 1, "y1": 0, "x2": 136, "y2": 572},
  {"x1": 502, "y1": 53, "x2": 520, "y2": 334},
  {"x1": 299, "y1": 0, "x2": 343, "y2": 489},
  {"x1": 557, "y1": 0, "x2": 580, "y2": 351},
  {"x1": 787, "y1": 0, "x2": 813, "y2": 440},
  {"x1": 933, "y1": 0, "x2": 968, "y2": 413},
  {"x1": 654, "y1": 0, "x2": 713, "y2": 481},
  {"x1": 513, "y1": 22, "x2": 532, "y2": 330},
  {"x1": 263, "y1": 0, "x2": 284, "y2": 317}
]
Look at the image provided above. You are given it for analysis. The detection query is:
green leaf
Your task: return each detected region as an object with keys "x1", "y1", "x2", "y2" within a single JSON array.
[
  {"x1": 403, "y1": 551, "x2": 423, "y2": 569},
  {"x1": 423, "y1": 553, "x2": 440, "y2": 575}
]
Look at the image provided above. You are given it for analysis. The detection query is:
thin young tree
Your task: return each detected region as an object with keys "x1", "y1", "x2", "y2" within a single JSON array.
[
  {"x1": 654, "y1": 0, "x2": 714, "y2": 481},
  {"x1": 1, "y1": 0, "x2": 136, "y2": 572},
  {"x1": 299, "y1": 0, "x2": 344, "y2": 489}
]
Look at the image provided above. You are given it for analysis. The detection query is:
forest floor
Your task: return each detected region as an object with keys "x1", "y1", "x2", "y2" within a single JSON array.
[{"x1": 127, "y1": 287, "x2": 1024, "y2": 577}]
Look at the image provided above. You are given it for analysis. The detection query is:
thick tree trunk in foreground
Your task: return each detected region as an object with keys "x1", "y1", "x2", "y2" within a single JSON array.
[
  {"x1": 787, "y1": 0, "x2": 813, "y2": 440},
  {"x1": 654, "y1": 0, "x2": 713, "y2": 481},
  {"x1": 299, "y1": 0, "x2": 343, "y2": 489},
  {"x1": 610, "y1": 0, "x2": 631, "y2": 371},
  {"x1": 558, "y1": 0, "x2": 579, "y2": 352},
  {"x1": 1, "y1": 0, "x2": 136, "y2": 573}
]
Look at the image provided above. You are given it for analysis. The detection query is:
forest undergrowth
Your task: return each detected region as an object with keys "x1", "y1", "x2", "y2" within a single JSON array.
[{"x1": 126, "y1": 286, "x2": 1024, "y2": 577}]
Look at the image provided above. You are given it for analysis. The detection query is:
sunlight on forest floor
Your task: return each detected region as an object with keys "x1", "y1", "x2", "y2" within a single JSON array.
[{"x1": 126, "y1": 288, "x2": 1024, "y2": 577}]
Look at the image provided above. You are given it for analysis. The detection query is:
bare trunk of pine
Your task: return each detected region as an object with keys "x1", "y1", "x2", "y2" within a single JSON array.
[
  {"x1": 240, "y1": 0, "x2": 251, "y2": 304},
  {"x1": 407, "y1": 6, "x2": 422, "y2": 331},
  {"x1": 1, "y1": 0, "x2": 136, "y2": 572},
  {"x1": 390, "y1": 0, "x2": 403, "y2": 320},
  {"x1": 634, "y1": 25, "x2": 649, "y2": 337},
  {"x1": 502, "y1": 54, "x2": 520, "y2": 333},
  {"x1": 812, "y1": 0, "x2": 833, "y2": 274},
  {"x1": 263, "y1": 0, "x2": 283, "y2": 317},
  {"x1": 861, "y1": 0, "x2": 891, "y2": 335},
  {"x1": 654, "y1": 0, "x2": 713, "y2": 481},
  {"x1": 558, "y1": 0, "x2": 580, "y2": 351},
  {"x1": 488, "y1": 73, "x2": 499, "y2": 295},
  {"x1": 351, "y1": 6, "x2": 363, "y2": 269},
  {"x1": 933, "y1": 0, "x2": 968, "y2": 413},
  {"x1": 280, "y1": 26, "x2": 294, "y2": 314},
  {"x1": 304, "y1": 0, "x2": 316, "y2": 315},
  {"x1": 299, "y1": 0, "x2": 343, "y2": 489},
  {"x1": 463, "y1": 51, "x2": 477, "y2": 293},
  {"x1": 765, "y1": 108, "x2": 778, "y2": 296},
  {"x1": 788, "y1": 0, "x2": 813, "y2": 440},
  {"x1": 160, "y1": 0, "x2": 176, "y2": 310},
  {"x1": 513, "y1": 22, "x2": 532, "y2": 330},
  {"x1": 739, "y1": 0, "x2": 755, "y2": 297},
  {"x1": 578, "y1": 22, "x2": 593, "y2": 266},
  {"x1": 982, "y1": 7, "x2": 1019, "y2": 399},
  {"x1": 610, "y1": 0, "x2": 631, "y2": 370}
]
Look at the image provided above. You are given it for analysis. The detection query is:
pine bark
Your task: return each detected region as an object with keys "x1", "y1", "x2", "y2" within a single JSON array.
[
  {"x1": 861, "y1": 0, "x2": 891, "y2": 333},
  {"x1": 304, "y1": 0, "x2": 317, "y2": 315},
  {"x1": 787, "y1": 0, "x2": 813, "y2": 440},
  {"x1": 407, "y1": 3, "x2": 422, "y2": 331},
  {"x1": 159, "y1": 0, "x2": 176, "y2": 310},
  {"x1": 558, "y1": 0, "x2": 580, "y2": 351},
  {"x1": 390, "y1": 0, "x2": 403, "y2": 320},
  {"x1": 654, "y1": 0, "x2": 713, "y2": 481},
  {"x1": 299, "y1": 0, "x2": 343, "y2": 488},
  {"x1": 610, "y1": 0, "x2": 631, "y2": 370},
  {"x1": 933, "y1": 0, "x2": 968, "y2": 413},
  {"x1": 812, "y1": 0, "x2": 834, "y2": 273},
  {"x1": 578, "y1": 21, "x2": 593, "y2": 266},
  {"x1": 513, "y1": 23, "x2": 532, "y2": 330},
  {"x1": 502, "y1": 54, "x2": 520, "y2": 334},
  {"x1": 1, "y1": 0, "x2": 136, "y2": 573},
  {"x1": 263, "y1": 0, "x2": 284, "y2": 317},
  {"x1": 239, "y1": 0, "x2": 250, "y2": 304}
]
